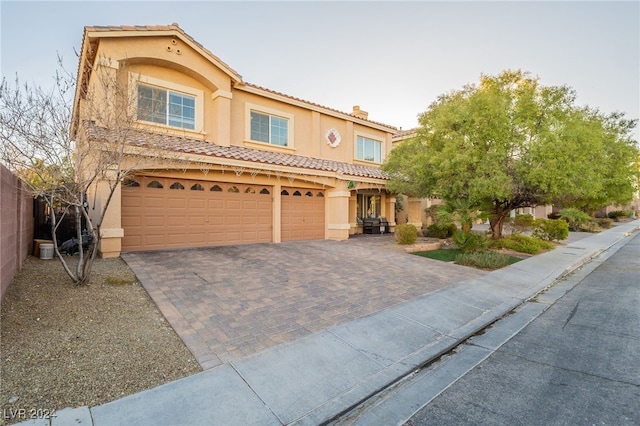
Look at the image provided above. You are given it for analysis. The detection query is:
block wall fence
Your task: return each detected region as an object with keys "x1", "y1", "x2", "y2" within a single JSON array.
[{"x1": 1, "y1": 164, "x2": 34, "y2": 300}]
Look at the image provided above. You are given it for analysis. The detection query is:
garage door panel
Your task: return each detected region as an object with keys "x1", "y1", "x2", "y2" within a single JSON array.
[
  {"x1": 144, "y1": 197, "x2": 165, "y2": 208},
  {"x1": 258, "y1": 217, "x2": 271, "y2": 225},
  {"x1": 188, "y1": 234, "x2": 206, "y2": 245},
  {"x1": 144, "y1": 216, "x2": 165, "y2": 227},
  {"x1": 226, "y1": 216, "x2": 243, "y2": 226},
  {"x1": 167, "y1": 197, "x2": 186, "y2": 208},
  {"x1": 122, "y1": 195, "x2": 141, "y2": 208},
  {"x1": 206, "y1": 230, "x2": 224, "y2": 242},
  {"x1": 242, "y1": 216, "x2": 258, "y2": 225},
  {"x1": 143, "y1": 234, "x2": 166, "y2": 246},
  {"x1": 122, "y1": 178, "x2": 272, "y2": 251},
  {"x1": 208, "y1": 199, "x2": 224, "y2": 209},
  {"x1": 281, "y1": 188, "x2": 325, "y2": 242},
  {"x1": 122, "y1": 235, "x2": 142, "y2": 247},
  {"x1": 258, "y1": 230, "x2": 272, "y2": 240},
  {"x1": 226, "y1": 200, "x2": 242, "y2": 210},
  {"x1": 188, "y1": 215, "x2": 207, "y2": 226},
  {"x1": 189, "y1": 199, "x2": 206, "y2": 209},
  {"x1": 167, "y1": 216, "x2": 186, "y2": 226},
  {"x1": 225, "y1": 231, "x2": 242, "y2": 242},
  {"x1": 121, "y1": 216, "x2": 142, "y2": 227}
]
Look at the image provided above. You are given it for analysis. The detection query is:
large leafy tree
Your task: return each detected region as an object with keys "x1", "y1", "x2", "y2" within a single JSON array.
[{"x1": 383, "y1": 70, "x2": 639, "y2": 239}]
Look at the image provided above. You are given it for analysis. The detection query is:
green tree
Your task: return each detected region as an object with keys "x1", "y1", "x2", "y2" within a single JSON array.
[
  {"x1": 436, "y1": 198, "x2": 479, "y2": 232},
  {"x1": 383, "y1": 70, "x2": 639, "y2": 239}
]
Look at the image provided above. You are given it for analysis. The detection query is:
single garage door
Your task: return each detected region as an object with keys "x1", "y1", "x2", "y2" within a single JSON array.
[
  {"x1": 281, "y1": 188, "x2": 325, "y2": 241},
  {"x1": 121, "y1": 177, "x2": 272, "y2": 251}
]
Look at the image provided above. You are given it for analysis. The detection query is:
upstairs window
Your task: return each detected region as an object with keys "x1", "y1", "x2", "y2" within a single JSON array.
[
  {"x1": 356, "y1": 136, "x2": 383, "y2": 163},
  {"x1": 137, "y1": 84, "x2": 195, "y2": 130},
  {"x1": 250, "y1": 111, "x2": 288, "y2": 146}
]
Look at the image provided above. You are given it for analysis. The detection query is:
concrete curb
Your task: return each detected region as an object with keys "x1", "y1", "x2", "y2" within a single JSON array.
[{"x1": 337, "y1": 224, "x2": 640, "y2": 425}]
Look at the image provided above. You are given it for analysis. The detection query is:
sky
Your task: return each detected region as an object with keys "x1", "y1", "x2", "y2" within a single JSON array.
[{"x1": 1, "y1": 1, "x2": 639, "y2": 140}]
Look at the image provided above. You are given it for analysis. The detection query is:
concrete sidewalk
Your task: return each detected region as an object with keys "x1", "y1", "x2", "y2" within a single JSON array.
[{"x1": 22, "y1": 221, "x2": 639, "y2": 426}]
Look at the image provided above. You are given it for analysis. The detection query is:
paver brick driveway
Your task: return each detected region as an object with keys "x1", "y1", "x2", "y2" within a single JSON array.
[{"x1": 122, "y1": 236, "x2": 486, "y2": 370}]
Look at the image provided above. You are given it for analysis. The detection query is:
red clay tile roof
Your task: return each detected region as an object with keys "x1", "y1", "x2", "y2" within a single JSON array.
[
  {"x1": 83, "y1": 121, "x2": 387, "y2": 180},
  {"x1": 392, "y1": 128, "x2": 419, "y2": 141}
]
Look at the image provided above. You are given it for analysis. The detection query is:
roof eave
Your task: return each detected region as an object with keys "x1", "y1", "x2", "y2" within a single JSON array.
[{"x1": 236, "y1": 83, "x2": 397, "y2": 133}]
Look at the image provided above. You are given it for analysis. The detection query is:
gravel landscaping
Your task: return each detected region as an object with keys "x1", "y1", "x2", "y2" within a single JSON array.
[{"x1": 0, "y1": 255, "x2": 201, "y2": 425}]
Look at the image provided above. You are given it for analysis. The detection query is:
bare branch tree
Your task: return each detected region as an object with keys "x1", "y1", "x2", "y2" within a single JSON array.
[{"x1": 1, "y1": 54, "x2": 188, "y2": 285}]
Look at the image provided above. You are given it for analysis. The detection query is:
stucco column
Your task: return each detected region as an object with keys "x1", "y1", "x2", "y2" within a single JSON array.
[
  {"x1": 407, "y1": 197, "x2": 423, "y2": 231},
  {"x1": 92, "y1": 177, "x2": 123, "y2": 258},
  {"x1": 326, "y1": 188, "x2": 351, "y2": 241},
  {"x1": 273, "y1": 182, "x2": 282, "y2": 243},
  {"x1": 348, "y1": 193, "x2": 358, "y2": 235},
  {"x1": 212, "y1": 90, "x2": 232, "y2": 146},
  {"x1": 385, "y1": 195, "x2": 397, "y2": 231}
]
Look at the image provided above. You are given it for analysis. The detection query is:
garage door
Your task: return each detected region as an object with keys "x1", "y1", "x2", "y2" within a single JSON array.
[
  {"x1": 121, "y1": 177, "x2": 272, "y2": 251},
  {"x1": 281, "y1": 188, "x2": 325, "y2": 241}
]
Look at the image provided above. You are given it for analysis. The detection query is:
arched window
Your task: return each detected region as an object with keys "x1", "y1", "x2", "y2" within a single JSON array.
[
  {"x1": 191, "y1": 183, "x2": 204, "y2": 191},
  {"x1": 260, "y1": 188, "x2": 270, "y2": 195},
  {"x1": 293, "y1": 190, "x2": 302, "y2": 196},
  {"x1": 228, "y1": 186, "x2": 240, "y2": 193},
  {"x1": 305, "y1": 191, "x2": 313, "y2": 197},
  {"x1": 281, "y1": 190, "x2": 289, "y2": 196},
  {"x1": 210, "y1": 185, "x2": 222, "y2": 192},
  {"x1": 317, "y1": 192, "x2": 324, "y2": 197},
  {"x1": 147, "y1": 180, "x2": 163, "y2": 189},
  {"x1": 170, "y1": 182, "x2": 185, "y2": 190},
  {"x1": 123, "y1": 179, "x2": 140, "y2": 187},
  {"x1": 245, "y1": 187, "x2": 255, "y2": 194}
]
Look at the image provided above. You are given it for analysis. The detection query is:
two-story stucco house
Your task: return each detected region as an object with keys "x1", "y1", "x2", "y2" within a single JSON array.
[{"x1": 71, "y1": 24, "x2": 400, "y2": 258}]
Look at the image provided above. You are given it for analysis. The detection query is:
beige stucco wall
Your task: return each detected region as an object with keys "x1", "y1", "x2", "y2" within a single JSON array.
[
  {"x1": 78, "y1": 29, "x2": 396, "y2": 256},
  {"x1": 91, "y1": 35, "x2": 394, "y2": 162}
]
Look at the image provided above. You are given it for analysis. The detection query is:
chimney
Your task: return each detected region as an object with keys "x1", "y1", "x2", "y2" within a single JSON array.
[{"x1": 352, "y1": 105, "x2": 369, "y2": 120}]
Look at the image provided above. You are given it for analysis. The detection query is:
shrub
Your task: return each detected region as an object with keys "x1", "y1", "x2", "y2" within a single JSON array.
[
  {"x1": 455, "y1": 251, "x2": 521, "y2": 270},
  {"x1": 501, "y1": 234, "x2": 554, "y2": 255},
  {"x1": 582, "y1": 220, "x2": 600, "y2": 232},
  {"x1": 596, "y1": 217, "x2": 614, "y2": 229},
  {"x1": 607, "y1": 210, "x2": 634, "y2": 221},
  {"x1": 424, "y1": 206, "x2": 439, "y2": 224},
  {"x1": 488, "y1": 238, "x2": 505, "y2": 250},
  {"x1": 395, "y1": 223, "x2": 418, "y2": 245},
  {"x1": 507, "y1": 214, "x2": 536, "y2": 234},
  {"x1": 425, "y1": 223, "x2": 457, "y2": 239},
  {"x1": 559, "y1": 208, "x2": 591, "y2": 231},
  {"x1": 532, "y1": 218, "x2": 569, "y2": 241},
  {"x1": 453, "y1": 231, "x2": 489, "y2": 253}
]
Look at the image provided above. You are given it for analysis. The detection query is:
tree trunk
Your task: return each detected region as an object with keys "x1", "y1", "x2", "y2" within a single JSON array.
[{"x1": 489, "y1": 209, "x2": 510, "y2": 239}]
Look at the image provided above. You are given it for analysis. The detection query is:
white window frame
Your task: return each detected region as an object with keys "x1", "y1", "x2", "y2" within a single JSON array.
[
  {"x1": 131, "y1": 73, "x2": 204, "y2": 132},
  {"x1": 355, "y1": 132, "x2": 384, "y2": 163},
  {"x1": 245, "y1": 103, "x2": 294, "y2": 148}
]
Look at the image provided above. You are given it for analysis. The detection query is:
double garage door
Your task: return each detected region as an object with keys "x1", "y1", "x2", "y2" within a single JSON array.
[{"x1": 121, "y1": 177, "x2": 324, "y2": 251}]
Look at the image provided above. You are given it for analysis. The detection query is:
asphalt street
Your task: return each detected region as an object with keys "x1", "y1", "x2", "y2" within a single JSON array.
[{"x1": 405, "y1": 231, "x2": 640, "y2": 425}]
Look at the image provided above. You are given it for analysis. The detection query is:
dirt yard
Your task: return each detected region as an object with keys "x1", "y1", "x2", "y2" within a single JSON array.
[{"x1": 0, "y1": 255, "x2": 201, "y2": 425}]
